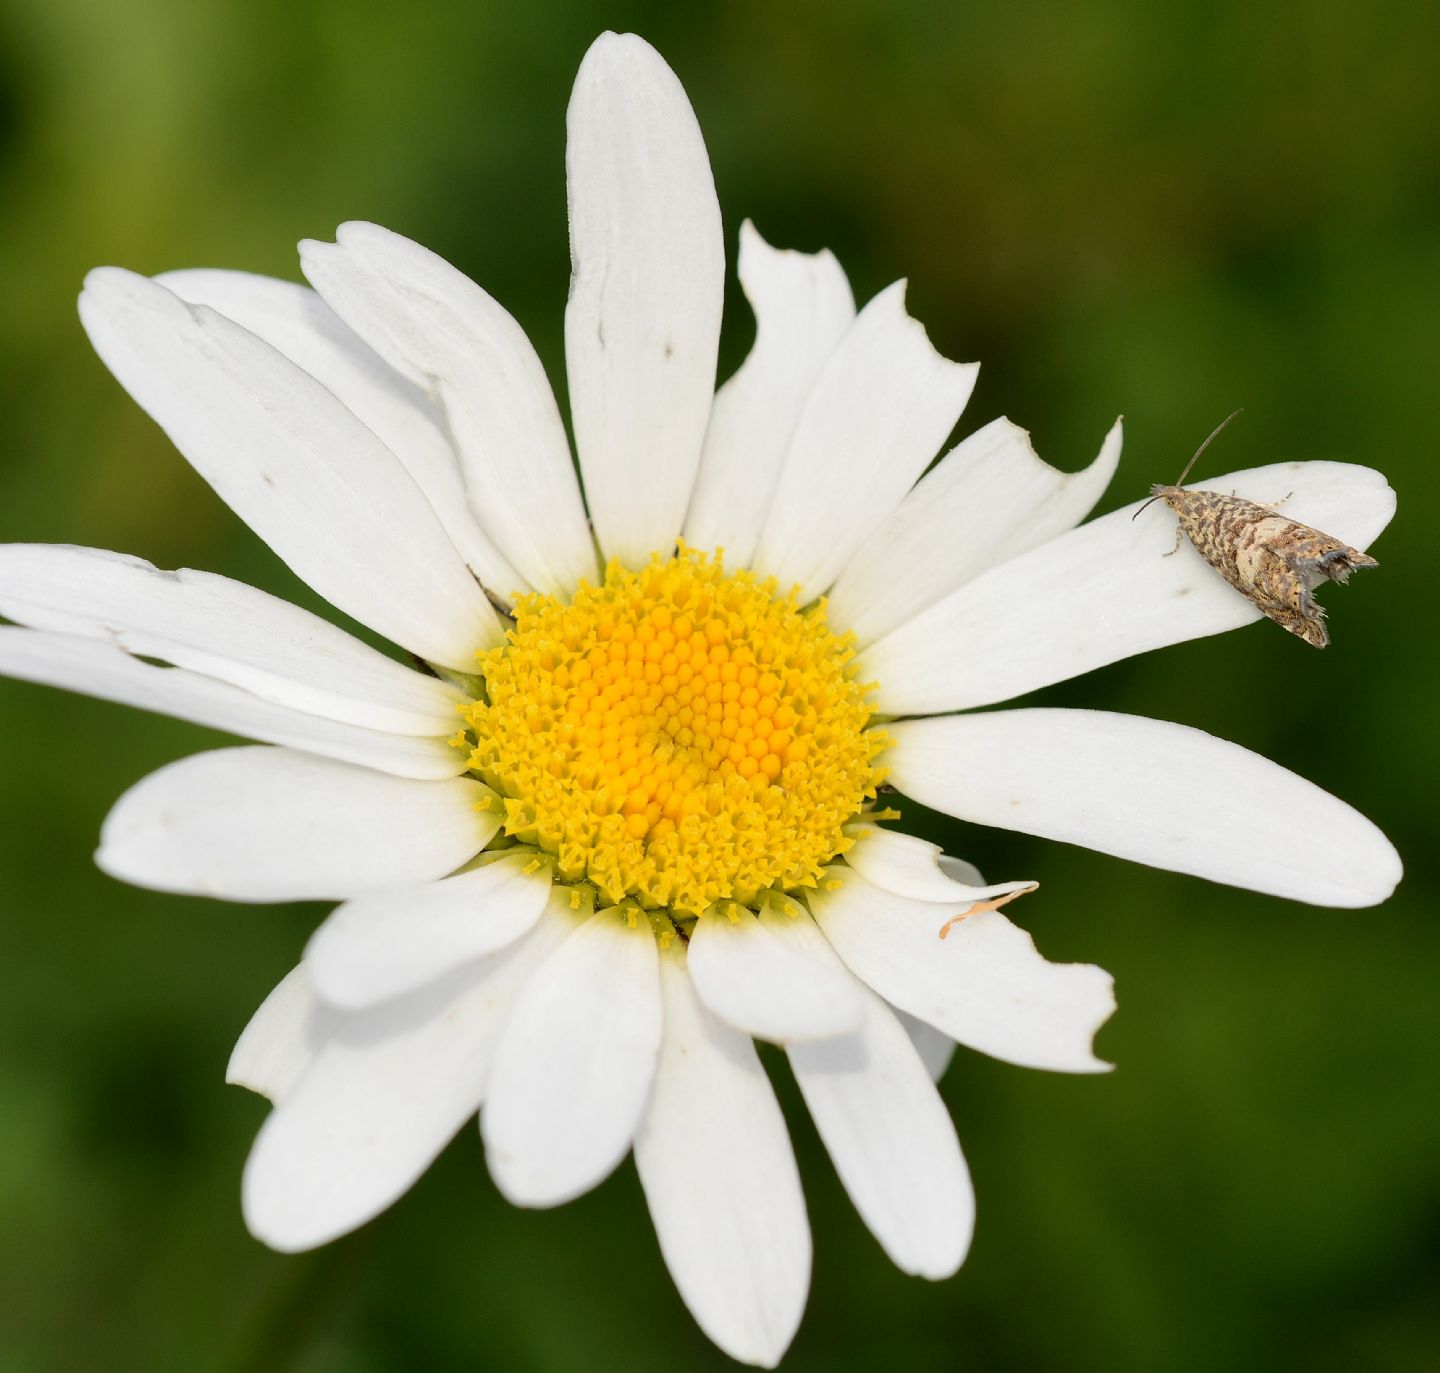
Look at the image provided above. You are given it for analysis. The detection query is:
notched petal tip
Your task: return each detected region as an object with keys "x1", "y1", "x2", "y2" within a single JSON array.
[
  {"x1": 573, "y1": 32, "x2": 679, "y2": 106},
  {"x1": 815, "y1": 869, "x2": 1118, "y2": 1075},
  {"x1": 957, "y1": 910, "x2": 1118, "y2": 1074},
  {"x1": 329, "y1": 220, "x2": 400, "y2": 256},
  {"x1": 81, "y1": 266, "x2": 219, "y2": 338},
  {"x1": 581, "y1": 30, "x2": 661, "y2": 63},
  {"x1": 736, "y1": 218, "x2": 846, "y2": 286},
  {"x1": 1100, "y1": 414, "x2": 1125, "y2": 462},
  {"x1": 868, "y1": 277, "x2": 979, "y2": 368},
  {"x1": 870, "y1": 281, "x2": 915, "y2": 338},
  {"x1": 78, "y1": 263, "x2": 142, "y2": 301},
  {"x1": 1078, "y1": 970, "x2": 1118, "y2": 1075},
  {"x1": 78, "y1": 267, "x2": 175, "y2": 340}
]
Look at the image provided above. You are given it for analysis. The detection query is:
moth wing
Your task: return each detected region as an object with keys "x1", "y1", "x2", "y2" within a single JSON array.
[
  {"x1": 1291, "y1": 537, "x2": 1379, "y2": 588},
  {"x1": 1265, "y1": 600, "x2": 1330, "y2": 649}
]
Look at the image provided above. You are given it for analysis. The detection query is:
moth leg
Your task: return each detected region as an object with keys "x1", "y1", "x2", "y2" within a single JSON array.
[
  {"x1": 1161, "y1": 523, "x2": 1185, "y2": 557},
  {"x1": 1262, "y1": 491, "x2": 1295, "y2": 510}
]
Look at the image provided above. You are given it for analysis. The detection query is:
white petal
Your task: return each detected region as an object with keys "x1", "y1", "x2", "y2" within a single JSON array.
[
  {"x1": 862, "y1": 461, "x2": 1395, "y2": 716},
  {"x1": 901, "y1": 852, "x2": 981, "y2": 1084},
  {"x1": 686, "y1": 905, "x2": 864, "y2": 1043},
  {"x1": 0, "y1": 544, "x2": 467, "y2": 735},
  {"x1": 893, "y1": 1007, "x2": 957, "y2": 1084},
  {"x1": 828, "y1": 416, "x2": 1122, "y2": 647},
  {"x1": 227, "y1": 965, "x2": 342, "y2": 1102},
  {"x1": 751, "y1": 283, "x2": 978, "y2": 604},
  {"x1": 886, "y1": 708, "x2": 1402, "y2": 908},
  {"x1": 0, "y1": 628, "x2": 463, "y2": 779},
  {"x1": 634, "y1": 947, "x2": 810, "y2": 1368},
  {"x1": 683, "y1": 222, "x2": 855, "y2": 565},
  {"x1": 306, "y1": 855, "x2": 553, "y2": 1009},
  {"x1": 243, "y1": 904, "x2": 571, "y2": 1252},
  {"x1": 844, "y1": 823, "x2": 1036, "y2": 904},
  {"x1": 298, "y1": 224, "x2": 594, "y2": 599},
  {"x1": 78, "y1": 267, "x2": 500, "y2": 669},
  {"x1": 812, "y1": 865, "x2": 1115, "y2": 1073},
  {"x1": 937, "y1": 853, "x2": 985, "y2": 887},
  {"x1": 769, "y1": 910, "x2": 973, "y2": 1278},
  {"x1": 156, "y1": 268, "x2": 530, "y2": 603},
  {"x1": 98, "y1": 746, "x2": 495, "y2": 902},
  {"x1": 565, "y1": 32, "x2": 725, "y2": 568},
  {"x1": 483, "y1": 907, "x2": 661, "y2": 1207}
]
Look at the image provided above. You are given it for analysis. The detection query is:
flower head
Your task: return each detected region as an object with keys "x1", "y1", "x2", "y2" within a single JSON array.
[{"x1": 0, "y1": 31, "x2": 1399, "y2": 1367}]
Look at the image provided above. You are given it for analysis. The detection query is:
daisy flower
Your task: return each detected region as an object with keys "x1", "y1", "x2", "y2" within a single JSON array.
[{"x1": 0, "y1": 31, "x2": 1399, "y2": 1368}]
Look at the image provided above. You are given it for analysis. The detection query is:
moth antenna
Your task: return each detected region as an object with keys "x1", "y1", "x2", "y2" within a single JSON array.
[
  {"x1": 1132, "y1": 408, "x2": 1244, "y2": 521},
  {"x1": 1174, "y1": 408, "x2": 1244, "y2": 490}
]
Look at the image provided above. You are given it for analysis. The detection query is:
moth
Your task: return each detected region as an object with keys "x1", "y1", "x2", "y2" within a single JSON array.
[{"x1": 1136, "y1": 411, "x2": 1377, "y2": 648}]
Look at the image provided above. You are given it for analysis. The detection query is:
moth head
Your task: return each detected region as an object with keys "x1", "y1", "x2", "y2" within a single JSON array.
[{"x1": 1133, "y1": 484, "x2": 1179, "y2": 520}]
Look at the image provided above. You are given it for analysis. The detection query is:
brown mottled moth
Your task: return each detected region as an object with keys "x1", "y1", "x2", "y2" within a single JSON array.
[{"x1": 1136, "y1": 412, "x2": 1377, "y2": 648}]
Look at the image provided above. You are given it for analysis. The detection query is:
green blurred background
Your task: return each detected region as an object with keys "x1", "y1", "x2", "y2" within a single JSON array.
[{"x1": 1, "y1": 1, "x2": 1437, "y2": 1369}]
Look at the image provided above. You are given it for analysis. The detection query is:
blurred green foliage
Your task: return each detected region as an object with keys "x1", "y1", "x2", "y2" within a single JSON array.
[{"x1": 1, "y1": 1, "x2": 1438, "y2": 1369}]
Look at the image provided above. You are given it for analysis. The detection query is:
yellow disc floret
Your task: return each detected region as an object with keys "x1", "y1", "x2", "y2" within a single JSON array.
[{"x1": 459, "y1": 548, "x2": 886, "y2": 916}]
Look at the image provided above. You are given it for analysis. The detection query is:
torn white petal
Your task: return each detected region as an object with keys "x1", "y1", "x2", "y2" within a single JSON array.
[
  {"x1": 862, "y1": 461, "x2": 1396, "y2": 717},
  {"x1": 683, "y1": 222, "x2": 855, "y2": 567},
  {"x1": 829, "y1": 416, "x2": 1122, "y2": 647},
  {"x1": 812, "y1": 865, "x2": 1115, "y2": 1074},
  {"x1": 751, "y1": 282, "x2": 978, "y2": 604}
]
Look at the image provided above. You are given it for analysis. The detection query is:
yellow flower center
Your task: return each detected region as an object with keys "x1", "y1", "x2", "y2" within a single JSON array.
[{"x1": 458, "y1": 548, "x2": 886, "y2": 917}]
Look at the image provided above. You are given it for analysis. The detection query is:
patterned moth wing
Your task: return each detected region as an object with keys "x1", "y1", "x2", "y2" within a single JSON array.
[{"x1": 1155, "y1": 486, "x2": 1378, "y2": 649}]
